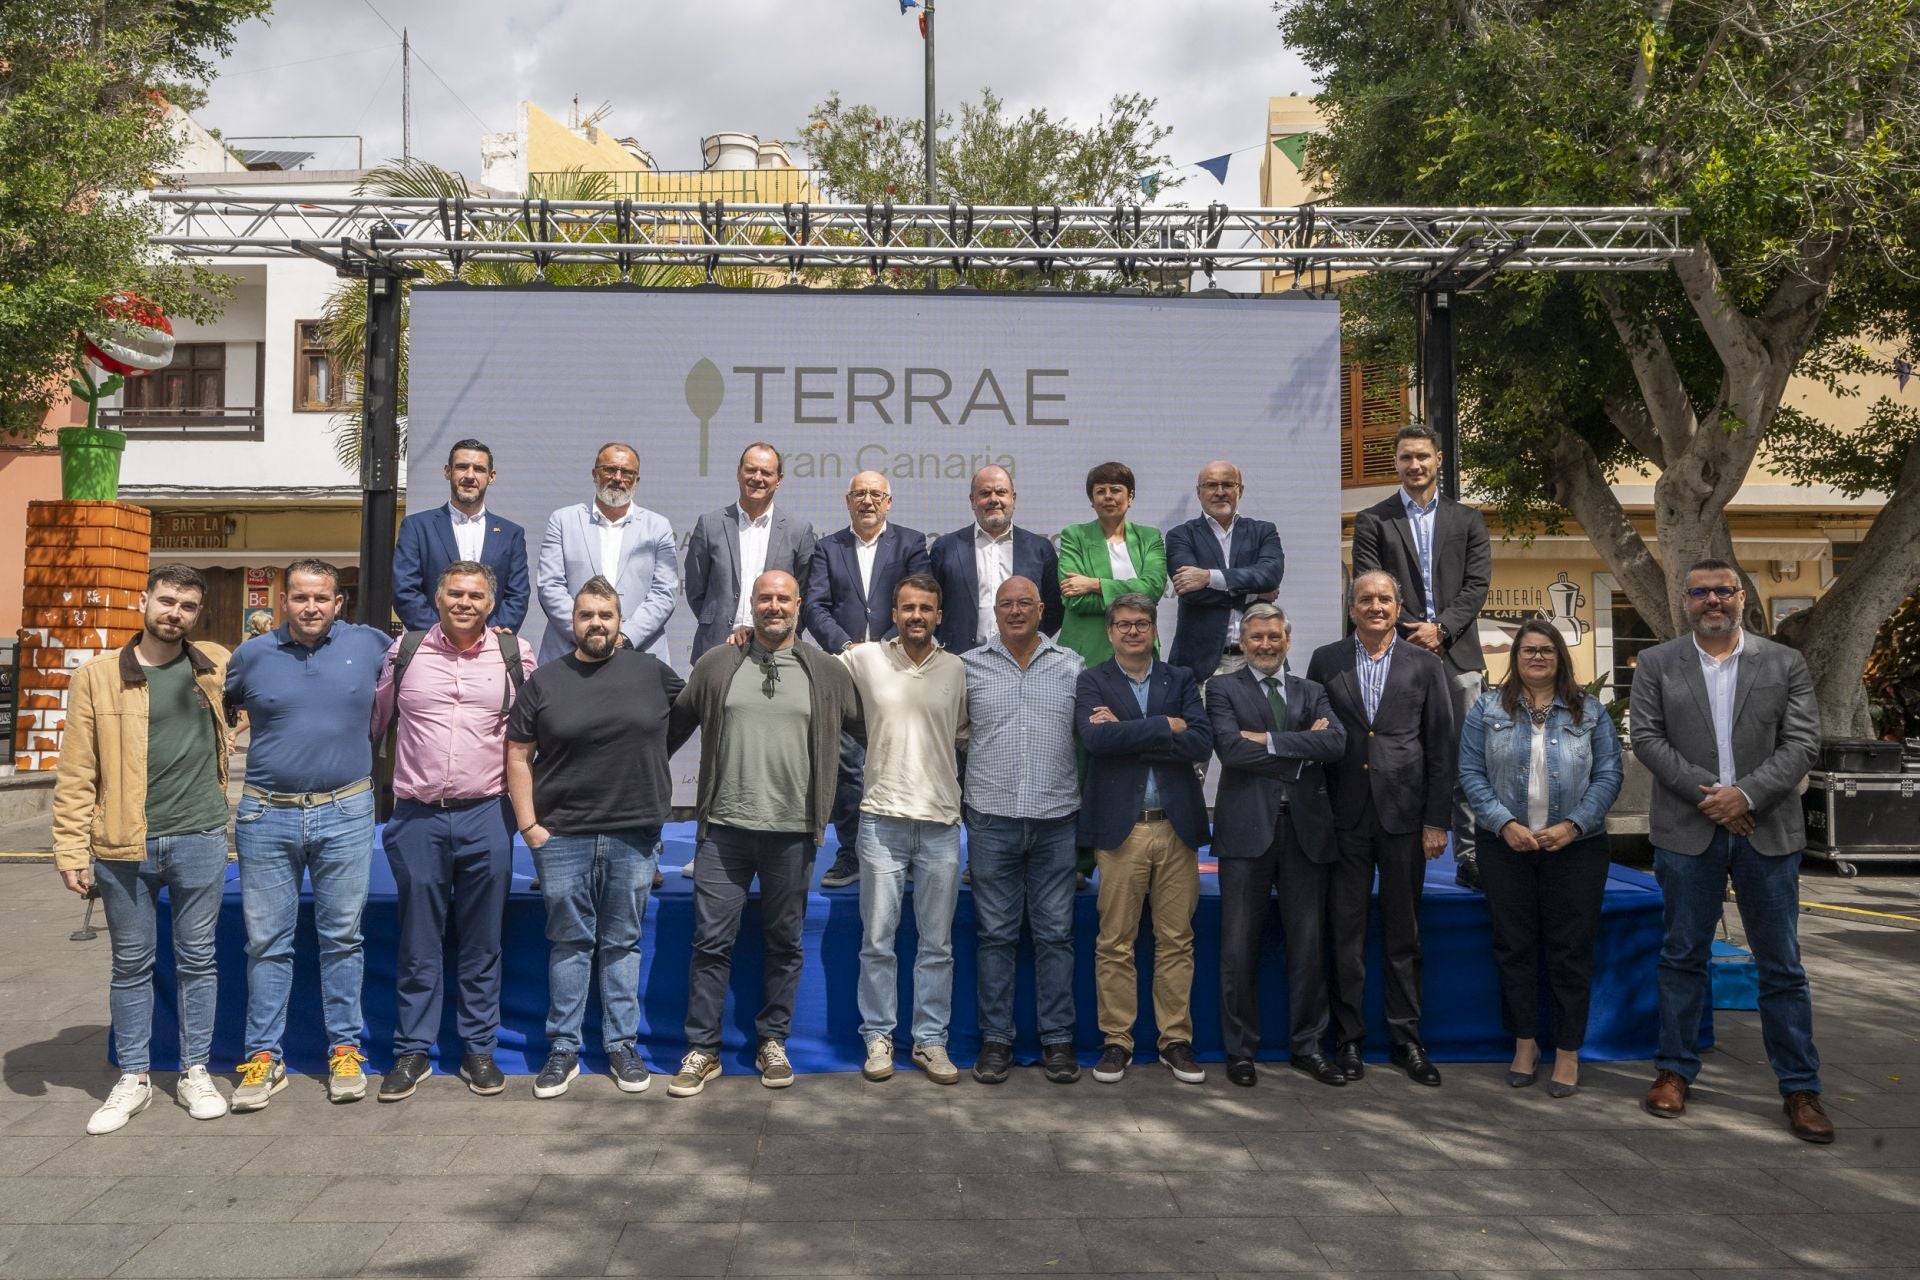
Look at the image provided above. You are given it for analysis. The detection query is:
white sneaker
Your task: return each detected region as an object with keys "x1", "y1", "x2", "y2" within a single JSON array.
[
  {"x1": 912, "y1": 1043, "x2": 961, "y2": 1085},
  {"x1": 177, "y1": 1065, "x2": 229, "y2": 1121},
  {"x1": 863, "y1": 1036, "x2": 895, "y2": 1082},
  {"x1": 87, "y1": 1073, "x2": 152, "y2": 1135}
]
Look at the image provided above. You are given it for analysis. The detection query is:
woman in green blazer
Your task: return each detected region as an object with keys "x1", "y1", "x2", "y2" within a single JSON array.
[{"x1": 1057, "y1": 460, "x2": 1168, "y2": 667}]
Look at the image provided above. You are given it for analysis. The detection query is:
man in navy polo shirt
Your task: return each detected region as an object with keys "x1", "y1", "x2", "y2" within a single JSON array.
[{"x1": 224, "y1": 559, "x2": 394, "y2": 1109}]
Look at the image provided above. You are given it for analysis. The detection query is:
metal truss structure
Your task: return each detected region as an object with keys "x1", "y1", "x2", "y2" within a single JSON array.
[{"x1": 149, "y1": 194, "x2": 1689, "y2": 280}]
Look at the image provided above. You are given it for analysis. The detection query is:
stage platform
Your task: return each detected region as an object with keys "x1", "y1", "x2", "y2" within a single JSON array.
[{"x1": 148, "y1": 823, "x2": 1673, "y2": 1076}]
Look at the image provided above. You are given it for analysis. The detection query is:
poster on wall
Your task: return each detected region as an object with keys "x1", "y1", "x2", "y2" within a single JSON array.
[{"x1": 242, "y1": 607, "x2": 275, "y2": 639}]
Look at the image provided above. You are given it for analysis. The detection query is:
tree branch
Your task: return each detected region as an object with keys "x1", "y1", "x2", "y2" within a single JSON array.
[
  {"x1": 1758, "y1": 217, "x2": 1852, "y2": 365},
  {"x1": 1597, "y1": 282, "x2": 1697, "y2": 460},
  {"x1": 1671, "y1": 240, "x2": 1770, "y2": 385},
  {"x1": 1627, "y1": 0, "x2": 1676, "y2": 111},
  {"x1": 1545, "y1": 428, "x2": 1673, "y2": 640},
  {"x1": 1604, "y1": 393, "x2": 1668, "y2": 470}
]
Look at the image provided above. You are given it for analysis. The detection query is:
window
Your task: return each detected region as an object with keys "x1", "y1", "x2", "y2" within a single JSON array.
[
  {"x1": 294, "y1": 320, "x2": 345, "y2": 411},
  {"x1": 123, "y1": 343, "x2": 224, "y2": 412}
]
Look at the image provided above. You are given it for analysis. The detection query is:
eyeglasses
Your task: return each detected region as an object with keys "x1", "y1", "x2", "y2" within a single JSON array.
[
  {"x1": 1109, "y1": 619, "x2": 1154, "y2": 634},
  {"x1": 847, "y1": 489, "x2": 890, "y2": 502},
  {"x1": 594, "y1": 466, "x2": 638, "y2": 481},
  {"x1": 1517, "y1": 646, "x2": 1557, "y2": 659},
  {"x1": 1685, "y1": 585, "x2": 1740, "y2": 600}
]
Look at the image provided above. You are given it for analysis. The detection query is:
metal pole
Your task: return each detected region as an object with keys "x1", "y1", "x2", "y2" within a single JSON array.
[
  {"x1": 358, "y1": 272, "x2": 402, "y2": 631},
  {"x1": 1419, "y1": 284, "x2": 1461, "y2": 500},
  {"x1": 923, "y1": 2, "x2": 936, "y2": 201},
  {"x1": 401, "y1": 29, "x2": 412, "y2": 163}
]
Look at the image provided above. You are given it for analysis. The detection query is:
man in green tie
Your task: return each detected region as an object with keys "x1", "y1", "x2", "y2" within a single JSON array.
[{"x1": 1203, "y1": 603, "x2": 1347, "y2": 1088}]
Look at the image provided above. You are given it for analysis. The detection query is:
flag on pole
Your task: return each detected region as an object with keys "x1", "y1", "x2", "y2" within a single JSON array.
[{"x1": 1197, "y1": 153, "x2": 1231, "y2": 184}]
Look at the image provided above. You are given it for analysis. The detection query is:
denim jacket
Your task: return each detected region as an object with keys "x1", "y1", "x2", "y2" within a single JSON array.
[{"x1": 1458, "y1": 689, "x2": 1622, "y2": 838}]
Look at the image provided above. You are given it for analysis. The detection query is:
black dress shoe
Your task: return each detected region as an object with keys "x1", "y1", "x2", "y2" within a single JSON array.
[
  {"x1": 1226, "y1": 1056, "x2": 1257, "y2": 1087},
  {"x1": 1391, "y1": 1042, "x2": 1443, "y2": 1087},
  {"x1": 1290, "y1": 1053, "x2": 1347, "y2": 1087},
  {"x1": 1454, "y1": 855, "x2": 1482, "y2": 891},
  {"x1": 973, "y1": 1041, "x2": 1012, "y2": 1084},
  {"x1": 1334, "y1": 1041, "x2": 1365, "y2": 1081},
  {"x1": 1041, "y1": 1042, "x2": 1080, "y2": 1084},
  {"x1": 379, "y1": 1052, "x2": 431, "y2": 1102},
  {"x1": 460, "y1": 1052, "x2": 506, "y2": 1096}
]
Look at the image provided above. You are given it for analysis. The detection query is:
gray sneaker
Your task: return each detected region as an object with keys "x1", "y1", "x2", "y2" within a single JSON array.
[
  {"x1": 231, "y1": 1052, "x2": 287, "y2": 1112},
  {"x1": 668, "y1": 1050, "x2": 721, "y2": 1098},
  {"x1": 912, "y1": 1043, "x2": 960, "y2": 1085},
  {"x1": 757, "y1": 1039, "x2": 795, "y2": 1089}
]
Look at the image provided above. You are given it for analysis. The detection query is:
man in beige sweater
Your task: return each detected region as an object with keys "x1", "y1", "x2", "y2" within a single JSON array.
[{"x1": 840, "y1": 572, "x2": 970, "y2": 1084}]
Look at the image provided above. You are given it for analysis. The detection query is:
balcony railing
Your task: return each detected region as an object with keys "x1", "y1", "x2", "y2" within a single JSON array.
[
  {"x1": 103, "y1": 406, "x2": 264, "y2": 439},
  {"x1": 528, "y1": 168, "x2": 826, "y2": 205}
]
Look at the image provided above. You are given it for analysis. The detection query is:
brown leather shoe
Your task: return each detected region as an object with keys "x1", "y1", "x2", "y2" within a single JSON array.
[
  {"x1": 1644, "y1": 1069, "x2": 1689, "y2": 1118},
  {"x1": 1784, "y1": 1091, "x2": 1835, "y2": 1144}
]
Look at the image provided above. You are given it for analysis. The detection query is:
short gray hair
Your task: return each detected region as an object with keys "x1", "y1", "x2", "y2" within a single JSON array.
[
  {"x1": 1349, "y1": 569, "x2": 1401, "y2": 607},
  {"x1": 1241, "y1": 602, "x2": 1291, "y2": 633},
  {"x1": 1105, "y1": 592, "x2": 1158, "y2": 625}
]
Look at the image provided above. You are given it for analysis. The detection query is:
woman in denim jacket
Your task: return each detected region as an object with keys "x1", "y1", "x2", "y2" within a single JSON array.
[{"x1": 1459, "y1": 618, "x2": 1623, "y2": 1098}]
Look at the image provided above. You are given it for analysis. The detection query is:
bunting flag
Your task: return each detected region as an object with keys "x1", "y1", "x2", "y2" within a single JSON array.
[
  {"x1": 898, "y1": 0, "x2": 917, "y2": 10},
  {"x1": 1196, "y1": 153, "x2": 1232, "y2": 184},
  {"x1": 1138, "y1": 173, "x2": 1160, "y2": 198},
  {"x1": 1898, "y1": 356, "x2": 1913, "y2": 391},
  {"x1": 1273, "y1": 134, "x2": 1309, "y2": 168}
]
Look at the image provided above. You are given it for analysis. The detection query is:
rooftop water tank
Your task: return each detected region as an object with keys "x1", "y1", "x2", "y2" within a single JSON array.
[{"x1": 702, "y1": 132, "x2": 759, "y2": 171}]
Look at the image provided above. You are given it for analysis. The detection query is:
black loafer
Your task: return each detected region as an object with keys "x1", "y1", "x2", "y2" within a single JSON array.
[
  {"x1": 1226, "y1": 1056, "x2": 1257, "y2": 1087},
  {"x1": 1290, "y1": 1052, "x2": 1347, "y2": 1087},
  {"x1": 1454, "y1": 856, "x2": 1482, "y2": 891},
  {"x1": 973, "y1": 1041, "x2": 1012, "y2": 1085},
  {"x1": 1335, "y1": 1041, "x2": 1365, "y2": 1081},
  {"x1": 379, "y1": 1051, "x2": 431, "y2": 1102},
  {"x1": 460, "y1": 1052, "x2": 506, "y2": 1096},
  {"x1": 1391, "y1": 1042, "x2": 1443, "y2": 1087},
  {"x1": 1041, "y1": 1042, "x2": 1080, "y2": 1084}
]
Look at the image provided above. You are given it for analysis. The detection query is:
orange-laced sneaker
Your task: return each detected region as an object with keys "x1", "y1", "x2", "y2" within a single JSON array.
[
  {"x1": 231, "y1": 1050, "x2": 287, "y2": 1112},
  {"x1": 327, "y1": 1045, "x2": 368, "y2": 1104}
]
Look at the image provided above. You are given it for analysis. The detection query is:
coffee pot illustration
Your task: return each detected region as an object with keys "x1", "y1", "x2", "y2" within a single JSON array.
[{"x1": 1546, "y1": 571, "x2": 1588, "y2": 647}]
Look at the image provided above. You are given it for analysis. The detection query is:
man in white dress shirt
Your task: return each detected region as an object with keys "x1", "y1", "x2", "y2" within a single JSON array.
[
  {"x1": 928, "y1": 464, "x2": 1062, "y2": 655},
  {"x1": 683, "y1": 443, "x2": 818, "y2": 662},
  {"x1": 535, "y1": 443, "x2": 679, "y2": 665}
]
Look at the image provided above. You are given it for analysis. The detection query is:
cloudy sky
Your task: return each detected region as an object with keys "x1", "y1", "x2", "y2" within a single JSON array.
[{"x1": 199, "y1": 0, "x2": 1318, "y2": 210}]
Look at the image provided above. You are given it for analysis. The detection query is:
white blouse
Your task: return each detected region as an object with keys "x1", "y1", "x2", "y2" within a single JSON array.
[
  {"x1": 1525, "y1": 721, "x2": 1551, "y2": 830},
  {"x1": 1106, "y1": 535, "x2": 1136, "y2": 581}
]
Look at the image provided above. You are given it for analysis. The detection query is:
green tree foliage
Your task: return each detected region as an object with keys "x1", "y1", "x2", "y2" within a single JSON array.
[
  {"x1": 1277, "y1": 0, "x2": 1920, "y2": 735},
  {"x1": 0, "y1": 0, "x2": 270, "y2": 435}
]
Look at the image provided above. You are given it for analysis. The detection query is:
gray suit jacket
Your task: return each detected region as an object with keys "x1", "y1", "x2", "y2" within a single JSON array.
[
  {"x1": 1629, "y1": 632, "x2": 1819, "y2": 856},
  {"x1": 536, "y1": 501, "x2": 679, "y2": 665},
  {"x1": 682, "y1": 503, "x2": 817, "y2": 662}
]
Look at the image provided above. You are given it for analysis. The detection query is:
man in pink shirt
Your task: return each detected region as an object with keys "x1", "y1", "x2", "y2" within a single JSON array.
[{"x1": 369, "y1": 561, "x2": 534, "y2": 1101}]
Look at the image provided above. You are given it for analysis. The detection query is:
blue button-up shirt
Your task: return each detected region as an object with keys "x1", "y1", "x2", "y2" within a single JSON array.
[
  {"x1": 226, "y1": 622, "x2": 395, "y2": 791},
  {"x1": 1400, "y1": 487, "x2": 1439, "y2": 621},
  {"x1": 1125, "y1": 667, "x2": 1162, "y2": 810},
  {"x1": 960, "y1": 635, "x2": 1083, "y2": 821},
  {"x1": 1355, "y1": 634, "x2": 1395, "y2": 725}
]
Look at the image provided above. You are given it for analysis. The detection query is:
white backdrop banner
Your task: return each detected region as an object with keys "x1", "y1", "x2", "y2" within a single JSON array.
[{"x1": 406, "y1": 287, "x2": 1344, "y2": 669}]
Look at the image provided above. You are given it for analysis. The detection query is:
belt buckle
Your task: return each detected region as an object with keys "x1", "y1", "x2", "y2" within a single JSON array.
[{"x1": 299, "y1": 791, "x2": 318, "y2": 809}]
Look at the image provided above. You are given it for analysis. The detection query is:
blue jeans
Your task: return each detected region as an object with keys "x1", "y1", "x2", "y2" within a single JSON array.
[
  {"x1": 534, "y1": 828, "x2": 659, "y2": 1054},
  {"x1": 95, "y1": 828, "x2": 228, "y2": 1074},
  {"x1": 856, "y1": 814, "x2": 962, "y2": 1046},
  {"x1": 965, "y1": 808, "x2": 1078, "y2": 1047},
  {"x1": 1655, "y1": 832, "x2": 1822, "y2": 1096},
  {"x1": 235, "y1": 786, "x2": 377, "y2": 1059}
]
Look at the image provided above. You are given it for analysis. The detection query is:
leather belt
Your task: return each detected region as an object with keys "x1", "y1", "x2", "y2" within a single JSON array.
[
  {"x1": 243, "y1": 777, "x2": 373, "y2": 809},
  {"x1": 401, "y1": 794, "x2": 499, "y2": 812},
  {"x1": 1136, "y1": 807, "x2": 1168, "y2": 824}
]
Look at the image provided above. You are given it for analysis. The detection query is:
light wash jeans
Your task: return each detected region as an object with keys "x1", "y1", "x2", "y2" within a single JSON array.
[
  {"x1": 533, "y1": 828, "x2": 659, "y2": 1054},
  {"x1": 95, "y1": 827, "x2": 228, "y2": 1074},
  {"x1": 856, "y1": 813, "x2": 962, "y2": 1047},
  {"x1": 234, "y1": 785, "x2": 376, "y2": 1058}
]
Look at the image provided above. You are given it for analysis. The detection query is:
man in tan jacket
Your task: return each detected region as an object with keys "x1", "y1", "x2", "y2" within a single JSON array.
[{"x1": 54, "y1": 563, "x2": 233, "y2": 1135}]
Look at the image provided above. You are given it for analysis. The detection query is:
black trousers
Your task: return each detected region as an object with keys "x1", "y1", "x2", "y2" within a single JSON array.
[
  {"x1": 684, "y1": 824, "x2": 813, "y2": 1053},
  {"x1": 1218, "y1": 819, "x2": 1330, "y2": 1058},
  {"x1": 1327, "y1": 797, "x2": 1425, "y2": 1048},
  {"x1": 1476, "y1": 828, "x2": 1613, "y2": 1051}
]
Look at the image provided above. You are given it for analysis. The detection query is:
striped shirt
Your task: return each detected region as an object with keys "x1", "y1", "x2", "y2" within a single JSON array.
[
  {"x1": 1400, "y1": 488, "x2": 1439, "y2": 621},
  {"x1": 1355, "y1": 634, "x2": 1395, "y2": 725},
  {"x1": 960, "y1": 634, "x2": 1084, "y2": 821}
]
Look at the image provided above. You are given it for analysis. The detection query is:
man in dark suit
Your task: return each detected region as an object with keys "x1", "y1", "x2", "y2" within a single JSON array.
[
  {"x1": 1166, "y1": 460, "x2": 1285, "y2": 684},
  {"x1": 803, "y1": 469, "x2": 930, "y2": 887},
  {"x1": 1305, "y1": 569, "x2": 1455, "y2": 1087},
  {"x1": 1207, "y1": 603, "x2": 1346, "y2": 1088},
  {"x1": 391, "y1": 438, "x2": 529, "y2": 631},
  {"x1": 1631, "y1": 559, "x2": 1829, "y2": 1142},
  {"x1": 1075, "y1": 593, "x2": 1212, "y2": 1087},
  {"x1": 1350, "y1": 424, "x2": 1490, "y2": 889},
  {"x1": 928, "y1": 464, "x2": 1062, "y2": 653},
  {"x1": 683, "y1": 443, "x2": 817, "y2": 662}
]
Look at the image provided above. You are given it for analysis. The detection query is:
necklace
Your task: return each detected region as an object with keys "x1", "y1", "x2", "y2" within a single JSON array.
[{"x1": 1523, "y1": 691, "x2": 1552, "y2": 727}]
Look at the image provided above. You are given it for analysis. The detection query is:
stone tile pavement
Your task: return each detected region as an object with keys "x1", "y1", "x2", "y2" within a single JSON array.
[{"x1": 1, "y1": 855, "x2": 1917, "y2": 1279}]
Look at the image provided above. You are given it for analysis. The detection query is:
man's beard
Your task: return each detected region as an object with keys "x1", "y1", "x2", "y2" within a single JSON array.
[
  {"x1": 755, "y1": 614, "x2": 795, "y2": 644},
  {"x1": 596, "y1": 484, "x2": 632, "y2": 509},
  {"x1": 579, "y1": 630, "x2": 617, "y2": 658}
]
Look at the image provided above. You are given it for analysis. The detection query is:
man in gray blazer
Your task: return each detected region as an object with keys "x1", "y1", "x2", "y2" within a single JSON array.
[
  {"x1": 536, "y1": 443, "x2": 679, "y2": 666},
  {"x1": 683, "y1": 443, "x2": 817, "y2": 662},
  {"x1": 1631, "y1": 559, "x2": 1829, "y2": 1142}
]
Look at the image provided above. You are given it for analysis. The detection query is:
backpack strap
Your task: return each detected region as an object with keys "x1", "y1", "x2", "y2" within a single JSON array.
[
  {"x1": 377, "y1": 629, "x2": 430, "y2": 755},
  {"x1": 494, "y1": 631, "x2": 527, "y2": 714}
]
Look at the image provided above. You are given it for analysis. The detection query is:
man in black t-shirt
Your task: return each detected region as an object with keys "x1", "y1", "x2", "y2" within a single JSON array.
[{"x1": 506, "y1": 576, "x2": 684, "y2": 1099}]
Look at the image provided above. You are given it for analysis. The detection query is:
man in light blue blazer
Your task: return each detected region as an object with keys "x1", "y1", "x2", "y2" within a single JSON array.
[
  {"x1": 535, "y1": 443, "x2": 679, "y2": 666},
  {"x1": 391, "y1": 438, "x2": 529, "y2": 631}
]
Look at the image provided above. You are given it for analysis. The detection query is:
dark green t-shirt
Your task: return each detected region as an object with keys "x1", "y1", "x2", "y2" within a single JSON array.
[{"x1": 144, "y1": 654, "x2": 227, "y2": 838}]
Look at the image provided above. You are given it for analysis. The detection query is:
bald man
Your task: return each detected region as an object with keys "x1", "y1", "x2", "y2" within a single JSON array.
[
  {"x1": 929, "y1": 464, "x2": 1063, "y2": 654},
  {"x1": 803, "y1": 470, "x2": 930, "y2": 886},
  {"x1": 1165, "y1": 460, "x2": 1284, "y2": 685}
]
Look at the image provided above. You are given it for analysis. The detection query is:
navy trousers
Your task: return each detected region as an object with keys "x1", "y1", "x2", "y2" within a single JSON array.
[{"x1": 384, "y1": 797, "x2": 514, "y2": 1057}]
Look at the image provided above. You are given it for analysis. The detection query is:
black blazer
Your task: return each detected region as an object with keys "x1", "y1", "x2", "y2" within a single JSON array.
[
  {"x1": 1206, "y1": 667, "x2": 1344, "y2": 863},
  {"x1": 1304, "y1": 637, "x2": 1456, "y2": 835},
  {"x1": 1164, "y1": 515, "x2": 1285, "y2": 681},
  {"x1": 1350, "y1": 492, "x2": 1491, "y2": 671},
  {"x1": 801, "y1": 524, "x2": 931, "y2": 652},
  {"x1": 390, "y1": 504, "x2": 530, "y2": 632},
  {"x1": 927, "y1": 524, "x2": 1063, "y2": 653},
  {"x1": 1073, "y1": 658, "x2": 1211, "y2": 853}
]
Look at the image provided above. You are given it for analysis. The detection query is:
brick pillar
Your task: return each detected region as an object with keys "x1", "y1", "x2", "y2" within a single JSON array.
[{"x1": 14, "y1": 501, "x2": 151, "y2": 772}]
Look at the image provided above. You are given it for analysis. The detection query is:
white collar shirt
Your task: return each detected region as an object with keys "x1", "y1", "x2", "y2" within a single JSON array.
[
  {"x1": 589, "y1": 504, "x2": 636, "y2": 581},
  {"x1": 973, "y1": 523, "x2": 1015, "y2": 644},
  {"x1": 1205, "y1": 515, "x2": 1242, "y2": 645},
  {"x1": 450, "y1": 506, "x2": 487, "y2": 563},
  {"x1": 854, "y1": 523, "x2": 886, "y2": 608},
  {"x1": 1694, "y1": 630, "x2": 1747, "y2": 788},
  {"x1": 733, "y1": 504, "x2": 775, "y2": 628}
]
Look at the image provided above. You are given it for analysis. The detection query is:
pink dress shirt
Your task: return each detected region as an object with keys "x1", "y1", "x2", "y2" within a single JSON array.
[{"x1": 371, "y1": 624, "x2": 536, "y2": 803}]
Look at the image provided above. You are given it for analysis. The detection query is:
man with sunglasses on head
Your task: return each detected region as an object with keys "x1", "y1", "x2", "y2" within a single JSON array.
[
  {"x1": 1632, "y1": 560, "x2": 1828, "y2": 1142},
  {"x1": 666, "y1": 569, "x2": 863, "y2": 1097},
  {"x1": 535, "y1": 442, "x2": 679, "y2": 665}
]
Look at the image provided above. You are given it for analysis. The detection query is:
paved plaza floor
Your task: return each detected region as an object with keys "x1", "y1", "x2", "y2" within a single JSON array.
[{"x1": 0, "y1": 851, "x2": 1916, "y2": 1279}]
